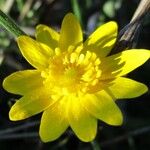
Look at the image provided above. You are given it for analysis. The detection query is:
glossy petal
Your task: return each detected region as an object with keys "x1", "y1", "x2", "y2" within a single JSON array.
[
  {"x1": 59, "y1": 13, "x2": 83, "y2": 51},
  {"x1": 82, "y1": 91, "x2": 123, "y2": 126},
  {"x1": 40, "y1": 98, "x2": 68, "y2": 142},
  {"x1": 107, "y1": 77, "x2": 148, "y2": 99},
  {"x1": 9, "y1": 89, "x2": 55, "y2": 121},
  {"x1": 68, "y1": 95, "x2": 97, "y2": 142},
  {"x1": 83, "y1": 21, "x2": 117, "y2": 57},
  {"x1": 3, "y1": 70, "x2": 42, "y2": 95},
  {"x1": 3, "y1": 12, "x2": 150, "y2": 143},
  {"x1": 36, "y1": 24, "x2": 59, "y2": 49},
  {"x1": 17, "y1": 36, "x2": 53, "y2": 69},
  {"x1": 100, "y1": 50, "x2": 150, "y2": 79}
]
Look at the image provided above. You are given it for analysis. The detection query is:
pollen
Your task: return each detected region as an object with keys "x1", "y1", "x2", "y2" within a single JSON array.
[{"x1": 42, "y1": 46, "x2": 102, "y2": 95}]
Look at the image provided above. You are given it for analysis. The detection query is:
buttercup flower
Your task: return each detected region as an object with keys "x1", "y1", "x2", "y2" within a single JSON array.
[{"x1": 3, "y1": 13, "x2": 150, "y2": 142}]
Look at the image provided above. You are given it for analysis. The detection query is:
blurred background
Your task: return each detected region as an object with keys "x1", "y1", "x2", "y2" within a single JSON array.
[{"x1": 0, "y1": 0, "x2": 150, "y2": 149}]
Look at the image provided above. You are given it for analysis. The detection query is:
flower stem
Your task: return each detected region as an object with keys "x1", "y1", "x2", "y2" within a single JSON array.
[
  {"x1": 71, "y1": 0, "x2": 83, "y2": 27},
  {"x1": 0, "y1": 9, "x2": 26, "y2": 37}
]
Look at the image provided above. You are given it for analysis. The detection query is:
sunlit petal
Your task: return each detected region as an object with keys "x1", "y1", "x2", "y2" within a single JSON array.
[
  {"x1": 3, "y1": 70, "x2": 42, "y2": 95},
  {"x1": 3, "y1": 13, "x2": 149, "y2": 143},
  {"x1": 107, "y1": 77, "x2": 148, "y2": 99},
  {"x1": 68, "y1": 95, "x2": 97, "y2": 142},
  {"x1": 83, "y1": 21, "x2": 117, "y2": 57},
  {"x1": 36, "y1": 24, "x2": 59, "y2": 49},
  {"x1": 9, "y1": 89, "x2": 55, "y2": 121},
  {"x1": 82, "y1": 91, "x2": 123, "y2": 125},
  {"x1": 100, "y1": 49, "x2": 150, "y2": 79},
  {"x1": 59, "y1": 13, "x2": 83, "y2": 51},
  {"x1": 40, "y1": 98, "x2": 68, "y2": 142},
  {"x1": 17, "y1": 36, "x2": 53, "y2": 69}
]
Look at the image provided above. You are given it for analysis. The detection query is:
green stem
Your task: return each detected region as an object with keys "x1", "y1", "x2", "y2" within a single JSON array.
[
  {"x1": 71, "y1": 0, "x2": 83, "y2": 27},
  {"x1": 0, "y1": 9, "x2": 26, "y2": 37}
]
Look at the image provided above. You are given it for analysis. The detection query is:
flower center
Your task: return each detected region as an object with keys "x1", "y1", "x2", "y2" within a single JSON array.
[{"x1": 42, "y1": 46, "x2": 102, "y2": 95}]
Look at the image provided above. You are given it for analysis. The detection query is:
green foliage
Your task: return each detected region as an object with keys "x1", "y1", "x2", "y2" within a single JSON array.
[
  {"x1": 0, "y1": 10, "x2": 25, "y2": 37},
  {"x1": 103, "y1": 0, "x2": 122, "y2": 18},
  {"x1": 71, "y1": 0, "x2": 83, "y2": 26}
]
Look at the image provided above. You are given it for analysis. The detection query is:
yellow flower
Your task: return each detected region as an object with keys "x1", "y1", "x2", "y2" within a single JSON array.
[{"x1": 3, "y1": 13, "x2": 150, "y2": 142}]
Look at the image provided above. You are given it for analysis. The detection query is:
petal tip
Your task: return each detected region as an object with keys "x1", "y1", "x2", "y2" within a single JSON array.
[
  {"x1": 17, "y1": 35, "x2": 29, "y2": 43},
  {"x1": 39, "y1": 130, "x2": 58, "y2": 143},
  {"x1": 9, "y1": 103, "x2": 30, "y2": 121},
  {"x1": 35, "y1": 24, "x2": 50, "y2": 33},
  {"x1": 2, "y1": 76, "x2": 15, "y2": 94},
  {"x1": 9, "y1": 108, "x2": 19, "y2": 121},
  {"x1": 111, "y1": 111, "x2": 123, "y2": 126},
  {"x1": 64, "y1": 12, "x2": 75, "y2": 19},
  {"x1": 78, "y1": 134, "x2": 96, "y2": 142},
  {"x1": 144, "y1": 85, "x2": 148, "y2": 93},
  {"x1": 103, "y1": 21, "x2": 118, "y2": 31},
  {"x1": 2, "y1": 77, "x2": 7, "y2": 91},
  {"x1": 39, "y1": 134, "x2": 50, "y2": 143}
]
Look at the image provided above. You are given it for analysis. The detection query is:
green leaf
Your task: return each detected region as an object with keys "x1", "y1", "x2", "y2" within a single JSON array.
[
  {"x1": 103, "y1": 0, "x2": 115, "y2": 18},
  {"x1": 71, "y1": 0, "x2": 83, "y2": 27},
  {"x1": 0, "y1": 10, "x2": 26, "y2": 37}
]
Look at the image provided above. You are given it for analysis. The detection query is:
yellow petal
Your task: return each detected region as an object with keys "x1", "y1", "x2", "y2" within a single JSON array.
[
  {"x1": 100, "y1": 49, "x2": 150, "y2": 79},
  {"x1": 17, "y1": 36, "x2": 53, "y2": 69},
  {"x1": 59, "y1": 13, "x2": 83, "y2": 51},
  {"x1": 36, "y1": 24, "x2": 59, "y2": 49},
  {"x1": 82, "y1": 91, "x2": 123, "y2": 126},
  {"x1": 9, "y1": 89, "x2": 55, "y2": 121},
  {"x1": 40, "y1": 98, "x2": 68, "y2": 142},
  {"x1": 107, "y1": 77, "x2": 148, "y2": 99},
  {"x1": 68, "y1": 95, "x2": 97, "y2": 142},
  {"x1": 3, "y1": 70, "x2": 42, "y2": 95},
  {"x1": 83, "y1": 21, "x2": 117, "y2": 57}
]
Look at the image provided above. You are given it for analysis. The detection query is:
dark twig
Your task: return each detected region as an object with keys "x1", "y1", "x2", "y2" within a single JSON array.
[
  {"x1": 113, "y1": 0, "x2": 150, "y2": 53},
  {"x1": 0, "y1": 121, "x2": 40, "y2": 135},
  {"x1": 0, "y1": 132, "x2": 38, "y2": 140},
  {"x1": 101, "y1": 126, "x2": 150, "y2": 147},
  {"x1": 0, "y1": 124, "x2": 150, "y2": 146}
]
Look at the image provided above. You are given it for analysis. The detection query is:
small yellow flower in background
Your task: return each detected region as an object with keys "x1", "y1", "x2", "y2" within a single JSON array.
[{"x1": 3, "y1": 13, "x2": 150, "y2": 142}]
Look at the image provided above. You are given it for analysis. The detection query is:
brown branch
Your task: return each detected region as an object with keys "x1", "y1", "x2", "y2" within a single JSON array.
[{"x1": 113, "y1": 0, "x2": 150, "y2": 53}]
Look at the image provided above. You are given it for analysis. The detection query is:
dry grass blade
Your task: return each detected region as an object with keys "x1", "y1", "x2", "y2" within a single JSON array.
[
  {"x1": 18, "y1": 0, "x2": 34, "y2": 21},
  {"x1": 2, "y1": 0, "x2": 15, "y2": 13},
  {"x1": 113, "y1": 0, "x2": 150, "y2": 53}
]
